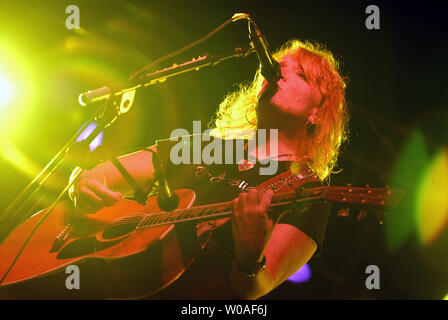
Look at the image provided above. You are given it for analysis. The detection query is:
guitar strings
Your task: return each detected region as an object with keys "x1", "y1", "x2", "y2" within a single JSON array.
[
  {"x1": 101, "y1": 173, "x2": 321, "y2": 228},
  {"x1": 101, "y1": 186, "x2": 387, "y2": 229},
  {"x1": 103, "y1": 191, "x2": 299, "y2": 228}
]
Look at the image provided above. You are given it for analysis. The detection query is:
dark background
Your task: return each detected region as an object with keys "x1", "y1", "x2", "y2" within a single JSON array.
[{"x1": 0, "y1": 0, "x2": 447, "y2": 299}]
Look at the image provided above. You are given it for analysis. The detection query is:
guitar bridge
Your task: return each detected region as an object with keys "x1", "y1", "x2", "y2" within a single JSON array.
[{"x1": 49, "y1": 224, "x2": 73, "y2": 252}]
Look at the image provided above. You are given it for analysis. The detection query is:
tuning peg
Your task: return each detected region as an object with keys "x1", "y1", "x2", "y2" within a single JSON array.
[
  {"x1": 385, "y1": 185, "x2": 392, "y2": 195},
  {"x1": 337, "y1": 208, "x2": 350, "y2": 218}
]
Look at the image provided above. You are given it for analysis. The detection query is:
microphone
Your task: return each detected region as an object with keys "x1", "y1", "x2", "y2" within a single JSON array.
[
  {"x1": 156, "y1": 174, "x2": 179, "y2": 212},
  {"x1": 149, "y1": 150, "x2": 179, "y2": 212},
  {"x1": 78, "y1": 86, "x2": 111, "y2": 106},
  {"x1": 248, "y1": 20, "x2": 282, "y2": 82}
]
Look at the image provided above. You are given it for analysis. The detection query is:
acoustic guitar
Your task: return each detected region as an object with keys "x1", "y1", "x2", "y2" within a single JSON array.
[{"x1": 0, "y1": 177, "x2": 404, "y2": 299}]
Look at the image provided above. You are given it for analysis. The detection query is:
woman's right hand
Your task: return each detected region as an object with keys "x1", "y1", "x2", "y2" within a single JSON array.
[{"x1": 72, "y1": 176, "x2": 122, "y2": 214}]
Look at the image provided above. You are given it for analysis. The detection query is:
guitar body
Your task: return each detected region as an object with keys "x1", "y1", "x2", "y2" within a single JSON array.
[{"x1": 0, "y1": 189, "x2": 203, "y2": 299}]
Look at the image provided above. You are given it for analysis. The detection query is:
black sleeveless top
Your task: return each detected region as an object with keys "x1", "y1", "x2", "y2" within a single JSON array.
[{"x1": 147, "y1": 134, "x2": 331, "y2": 299}]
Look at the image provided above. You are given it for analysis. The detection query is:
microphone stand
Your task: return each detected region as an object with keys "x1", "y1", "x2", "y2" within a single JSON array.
[
  {"x1": 79, "y1": 46, "x2": 254, "y2": 105},
  {"x1": 0, "y1": 46, "x2": 255, "y2": 245}
]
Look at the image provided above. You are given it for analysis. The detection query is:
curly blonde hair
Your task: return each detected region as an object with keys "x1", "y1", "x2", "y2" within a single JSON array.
[{"x1": 209, "y1": 39, "x2": 349, "y2": 181}]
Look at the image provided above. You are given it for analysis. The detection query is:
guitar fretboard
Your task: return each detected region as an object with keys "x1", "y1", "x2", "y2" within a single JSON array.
[{"x1": 135, "y1": 188, "x2": 327, "y2": 230}]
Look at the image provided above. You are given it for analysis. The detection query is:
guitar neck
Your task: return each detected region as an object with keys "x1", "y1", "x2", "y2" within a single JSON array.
[
  {"x1": 135, "y1": 187, "x2": 327, "y2": 230},
  {"x1": 134, "y1": 185, "x2": 404, "y2": 230}
]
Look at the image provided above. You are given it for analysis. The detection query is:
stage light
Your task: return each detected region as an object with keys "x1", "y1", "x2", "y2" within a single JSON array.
[
  {"x1": 287, "y1": 263, "x2": 312, "y2": 284},
  {"x1": 443, "y1": 293, "x2": 448, "y2": 300},
  {"x1": 0, "y1": 75, "x2": 13, "y2": 106},
  {"x1": 0, "y1": 39, "x2": 37, "y2": 141}
]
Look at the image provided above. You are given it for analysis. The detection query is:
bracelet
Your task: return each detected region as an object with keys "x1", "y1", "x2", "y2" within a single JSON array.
[{"x1": 234, "y1": 255, "x2": 267, "y2": 278}]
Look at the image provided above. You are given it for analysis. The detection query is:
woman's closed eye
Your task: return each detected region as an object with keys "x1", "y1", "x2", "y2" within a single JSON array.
[{"x1": 297, "y1": 71, "x2": 307, "y2": 81}]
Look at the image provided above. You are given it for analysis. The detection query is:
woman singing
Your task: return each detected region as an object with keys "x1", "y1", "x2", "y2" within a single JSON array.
[{"x1": 70, "y1": 39, "x2": 349, "y2": 299}]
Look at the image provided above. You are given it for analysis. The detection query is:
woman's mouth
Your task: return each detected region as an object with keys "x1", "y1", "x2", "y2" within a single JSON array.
[{"x1": 258, "y1": 82, "x2": 278, "y2": 100}]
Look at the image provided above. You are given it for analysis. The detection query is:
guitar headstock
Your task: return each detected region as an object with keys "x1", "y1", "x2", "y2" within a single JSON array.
[
  {"x1": 323, "y1": 184, "x2": 406, "y2": 207},
  {"x1": 276, "y1": 184, "x2": 406, "y2": 223},
  {"x1": 320, "y1": 184, "x2": 406, "y2": 223}
]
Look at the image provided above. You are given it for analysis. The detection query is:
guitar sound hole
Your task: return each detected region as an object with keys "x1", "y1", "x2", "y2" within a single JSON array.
[{"x1": 101, "y1": 222, "x2": 139, "y2": 240}]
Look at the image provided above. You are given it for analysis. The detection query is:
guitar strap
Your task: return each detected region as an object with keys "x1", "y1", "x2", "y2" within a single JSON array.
[{"x1": 254, "y1": 166, "x2": 322, "y2": 196}]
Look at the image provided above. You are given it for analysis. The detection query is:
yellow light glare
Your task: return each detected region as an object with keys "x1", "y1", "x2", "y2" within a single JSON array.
[
  {"x1": 0, "y1": 39, "x2": 36, "y2": 140},
  {"x1": 0, "y1": 75, "x2": 13, "y2": 106},
  {"x1": 0, "y1": 140, "x2": 40, "y2": 178},
  {"x1": 416, "y1": 149, "x2": 448, "y2": 246}
]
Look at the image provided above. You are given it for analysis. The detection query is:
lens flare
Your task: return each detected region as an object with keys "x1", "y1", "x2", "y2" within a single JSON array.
[
  {"x1": 416, "y1": 148, "x2": 448, "y2": 246},
  {"x1": 287, "y1": 263, "x2": 312, "y2": 283},
  {"x1": 76, "y1": 122, "x2": 103, "y2": 152},
  {"x1": 0, "y1": 140, "x2": 40, "y2": 178},
  {"x1": 386, "y1": 130, "x2": 429, "y2": 251}
]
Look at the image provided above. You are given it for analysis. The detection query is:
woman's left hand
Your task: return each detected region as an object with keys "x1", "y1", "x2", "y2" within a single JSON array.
[{"x1": 231, "y1": 188, "x2": 275, "y2": 267}]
